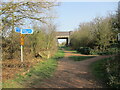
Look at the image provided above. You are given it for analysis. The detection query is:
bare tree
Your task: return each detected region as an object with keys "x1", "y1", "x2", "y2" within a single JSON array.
[
  {"x1": 1, "y1": 0, "x2": 58, "y2": 59},
  {"x1": 1, "y1": 1, "x2": 58, "y2": 34}
]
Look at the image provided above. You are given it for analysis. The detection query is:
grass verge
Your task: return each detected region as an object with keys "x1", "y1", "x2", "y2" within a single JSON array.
[
  {"x1": 3, "y1": 49, "x2": 64, "y2": 88},
  {"x1": 90, "y1": 58, "x2": 109, "y2": 87},
  {"x1": 60, "y1": 46, "x2": 77, "y2": 52},
  {"x1": 90, "y1": 56, "x2": 120, "y2": 88},
  {"x1": 53, "y1": 50, "x2": 64, "y2": 59},
  {"x1": 69, "y1": 56, "x2": 95, "y2": 61}
]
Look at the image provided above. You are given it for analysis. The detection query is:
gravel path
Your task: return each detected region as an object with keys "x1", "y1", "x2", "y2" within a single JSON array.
[{"x1": 33, "y1": 50, "x2": 112, "y2": 88}]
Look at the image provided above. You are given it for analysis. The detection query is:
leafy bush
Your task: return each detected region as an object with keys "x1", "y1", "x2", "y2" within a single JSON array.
[
  {"x1": 2, "y1": 34, "x2": 20, "y2": 60},
  {"x1": 106, "y1": 55, "x2": 120, "y2": 88},
  {"x1": 2, "y1": 23, "x2": 57, "y2": 60},
  {"x1": 91, "y1": 55, "x2": 120, "y2": 88},
  {"x1": 90, "y1": 48, "x2": 99, "y2": 55},
  {"x1": 70, "y1": 15, "x2": 119, "y2": 55},
  {"x1": 91, "y1": 58, "x2": 109, "y2": 86},
  {"x1": 77, "y1": 47, "x2": 91, "y2": 55},
  {"x1": 90, "y1": 48, "x2": 119, "y2": 55}
]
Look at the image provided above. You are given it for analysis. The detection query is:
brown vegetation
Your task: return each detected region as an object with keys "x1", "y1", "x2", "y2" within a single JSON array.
[{"x1": 1, "y1": 1, "x2": 58, "y2": 83}]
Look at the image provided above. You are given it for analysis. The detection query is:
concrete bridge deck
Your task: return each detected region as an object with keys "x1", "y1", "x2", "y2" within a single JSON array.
[{"x1": 56, "y1": 31, "x2": 73, "y2": 45}]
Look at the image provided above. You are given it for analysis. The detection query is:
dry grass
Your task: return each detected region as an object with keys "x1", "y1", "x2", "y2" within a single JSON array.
[{"x1": 2, "y1": 58, "x2": 43, "y2": 81}]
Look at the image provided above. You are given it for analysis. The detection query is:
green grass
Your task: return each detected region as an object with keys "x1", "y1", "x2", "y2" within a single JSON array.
[
  {"x1": 53, "y1": 49, "x2": 64, "y2": 59},
  {"x1": 90, "y1": 58, "x2": 111, "y2": 87},
  {"x1": 90, "y1": 56, "x2": 120, "y2": 88},
  {"x1": 3, "y1": 49, "x2": 64, "y2": 88},
  {"x1": 91, "y1": 58, "x2": 108, "y2": 78},
  {"x1": 3, "y1": 80, "x2": 23, "y2": 88},
  {"x1": 60, "y1": 46, "x2": 77, "y2": 52},
  {"x1": 69, "y1": 56, "x2": 95, "y2": 61},
  {"x1": 59, "y1": 46, "x2": 69, "y2": 50}
]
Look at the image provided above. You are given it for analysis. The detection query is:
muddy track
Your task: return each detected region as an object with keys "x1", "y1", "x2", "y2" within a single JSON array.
[{"x1": 32, "y1": 51, "x2": 113, "y2": 88}]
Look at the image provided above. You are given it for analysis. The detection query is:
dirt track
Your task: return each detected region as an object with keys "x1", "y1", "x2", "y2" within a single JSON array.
[{"x1": 32, "y1": 50, "x2": 112, "y2": 88}]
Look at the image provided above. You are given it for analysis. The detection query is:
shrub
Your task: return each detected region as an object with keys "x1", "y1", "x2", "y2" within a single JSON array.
[
  {"x1": 90, "y1": 47, "x2": 119, "y2": 55},
  {"x1": 91, "y1": 55, "x2": 120, "y2": 88},
  {"x1": 77, "y1": 47, "x2": 91, "y2": 55},
  {"x1": 106, "y1": 55, "x2": 120, "y2": 88}
]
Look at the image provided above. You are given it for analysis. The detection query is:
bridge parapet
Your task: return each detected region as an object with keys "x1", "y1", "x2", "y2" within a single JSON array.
[
  {"x1": 56, "y1": 31, "x2": 73, "y2": 46},
  {"x1": 56, "y1": 31, "x2": 72, "y2": 37}
]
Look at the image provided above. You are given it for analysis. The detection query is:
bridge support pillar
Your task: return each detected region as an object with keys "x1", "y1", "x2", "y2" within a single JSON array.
[{"x1": 66, "y1": 38, "x2": 70, "y2": 46}]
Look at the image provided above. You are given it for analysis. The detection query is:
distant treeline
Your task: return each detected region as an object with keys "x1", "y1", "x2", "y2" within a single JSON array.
[
  {"x1": 70, "y1": 10, "x2": 120, "y2": 55},
  {"x1": 70, "y1": 4, "x2": 120, "y2": 88}
]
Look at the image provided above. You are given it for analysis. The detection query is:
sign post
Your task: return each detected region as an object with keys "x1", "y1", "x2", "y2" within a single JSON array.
[
  {"x1": 15, "y1": 27, "x2": 21, "y2": 33},
  {"x1": 21, "y1": 29, "x2": 33, "y2": 34},
  {"x1": 21, "y1": 45, "x2": 23, "y2": 62},
  {"x1": 20, "y1": 34, "x2": 24, "y2": 62},
  {"x1": 15, "y1": 27, "x2": 33, "y2": 62}
]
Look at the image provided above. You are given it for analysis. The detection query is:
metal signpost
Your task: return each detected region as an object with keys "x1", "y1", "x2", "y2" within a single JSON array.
[
  {"x1": 15, "y1": 27, "x2": 21, "y2": 33},
  {"x1": 21, "y1": 29, "x2": 33, "y2": 34},
  {"x1": 15, "y1": 27, "x2": 33, "y2": 62},
  {"x1": 20, "y1": 34, "x2": 24, "y2": 62}
]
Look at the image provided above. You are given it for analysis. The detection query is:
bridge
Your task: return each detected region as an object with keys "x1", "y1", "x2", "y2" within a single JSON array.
[{"x1": 56, "y1": 31, "x2": 73, "y2": 46}]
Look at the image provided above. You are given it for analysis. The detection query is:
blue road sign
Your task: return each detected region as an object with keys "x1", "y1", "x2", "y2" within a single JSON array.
[
  {"x1": 15, "y1": 27, "x2": 21, "y2": 33},
  {"x1": 21, "y1": 29, "x2": 33, "y2": 34}
]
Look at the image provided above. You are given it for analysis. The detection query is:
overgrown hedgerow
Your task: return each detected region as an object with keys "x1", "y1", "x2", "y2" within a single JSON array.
[{"x1": 91, "y1": 55, "x2": 120, "y2": 89}]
